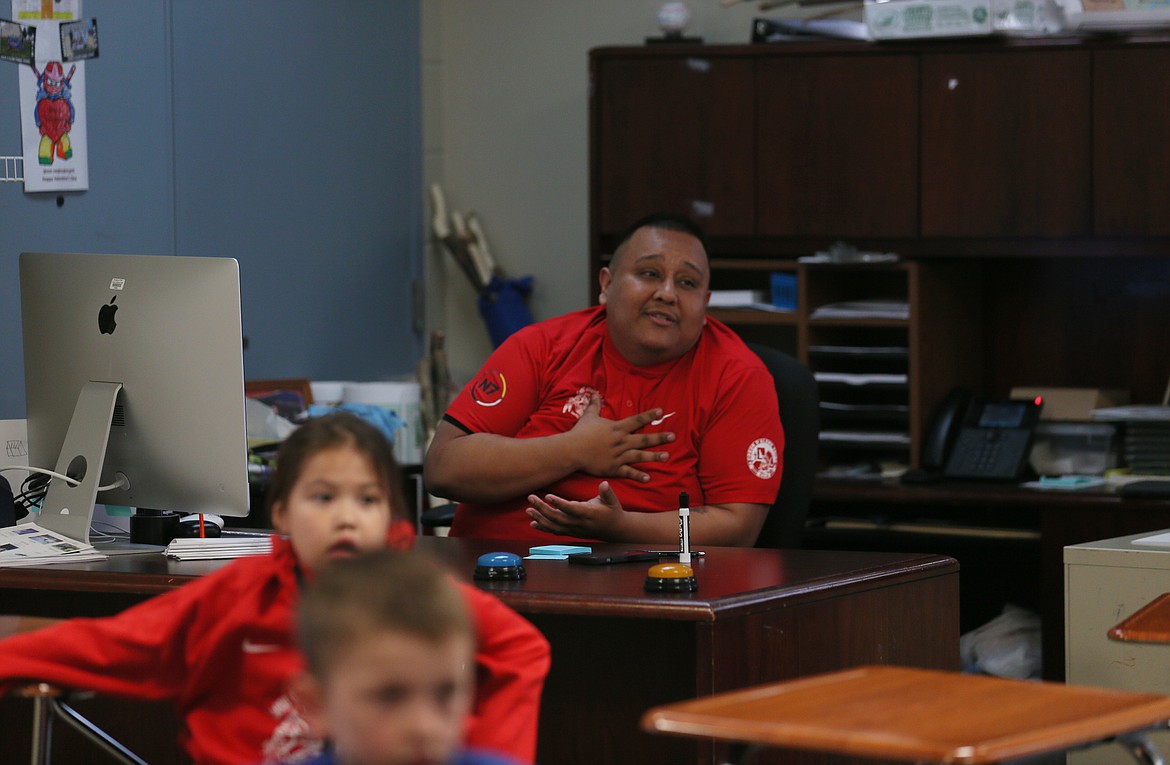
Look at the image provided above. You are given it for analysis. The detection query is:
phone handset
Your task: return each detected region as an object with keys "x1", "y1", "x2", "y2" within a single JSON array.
[
  {"x1": 902, "y1": 388, "x2": 973, "y2": 484},
  {"x1": 922, "y1": 388, "x2": 974, "y2": 471}
]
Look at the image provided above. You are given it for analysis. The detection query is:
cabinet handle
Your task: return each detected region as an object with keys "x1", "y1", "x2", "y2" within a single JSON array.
[
  {"x1": 947, "y1": 78, "x2": 959, "y2": 91},
  {"x1": 690, "y1": 200, "x2": 715, "y2": 218},
  {"x1": 686, "y1": 57, "x2": 711, "y2": 73}
]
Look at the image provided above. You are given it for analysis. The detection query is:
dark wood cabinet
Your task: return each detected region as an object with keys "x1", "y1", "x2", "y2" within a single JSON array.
[
  {"x1": 591, "y1": 52, "x2": 756, "y2": 239},
  {"x1": 1093, "y1": 47, "x2": 1170, "y2": 236},
  {"x1": 757, "y1": 53, "x2": 919, "y2": 238},
  {"x1": 920, "y1": 49, "x2": 1092, "y2": 237},
  {"x1": 589, "y1": 38, "x2": 1170, "y2": 469}
]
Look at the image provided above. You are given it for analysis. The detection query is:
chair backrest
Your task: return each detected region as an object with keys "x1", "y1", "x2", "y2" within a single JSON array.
[{"x1": 747, "y1": 344, "x2": 820, "y2": 549}]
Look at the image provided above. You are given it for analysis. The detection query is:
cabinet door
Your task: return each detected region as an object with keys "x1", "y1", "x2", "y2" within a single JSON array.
[
  {"x1": 1093, "y1": 47, "x2": 1170, "y2": 236},
  {"x1": 757, "y1": 54, "x2": 918, "y2": 238},
  {"x1": 592, "y1": 55, "x2": 755, "y2": 238},
  {"x1": 920, "y1": 50, "x2": 1091, "y2": 237}
]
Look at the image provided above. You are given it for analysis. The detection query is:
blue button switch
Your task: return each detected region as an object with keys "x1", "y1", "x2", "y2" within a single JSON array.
[{"x1": 474, "y1": 551, "x2": 526, "y2": 581}]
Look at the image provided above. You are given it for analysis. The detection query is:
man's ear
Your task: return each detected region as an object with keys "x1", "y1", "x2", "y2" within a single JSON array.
[
  {"x1": 291, "y1": 671, "x2": 329, "y2": 740},
  {"x1": 598, "y1": 267, "x2": 612, "y2": 305}
]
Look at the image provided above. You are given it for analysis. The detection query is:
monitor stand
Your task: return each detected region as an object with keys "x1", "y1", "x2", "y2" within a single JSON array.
[{"x1": 37, "y1": 381, "x2": 122, "y2": 545}]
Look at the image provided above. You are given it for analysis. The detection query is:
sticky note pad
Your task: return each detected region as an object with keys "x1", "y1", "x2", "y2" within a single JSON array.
[{"x1": 529, "y1": 545, "x2": 591, "y2": 556}]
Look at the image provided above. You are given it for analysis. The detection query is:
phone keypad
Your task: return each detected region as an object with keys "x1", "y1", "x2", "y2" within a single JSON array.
[{"x1": 945, "y1": 428, "x2": 1032, "y2": 479}]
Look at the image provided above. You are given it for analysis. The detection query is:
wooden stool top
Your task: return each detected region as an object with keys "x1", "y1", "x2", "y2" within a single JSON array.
[
  {"x1": 0, "y1": 615, "x2": 65, "y2": 698},
  {"x1": 1109, "y1": 593, "x2": 1170, "y2": 644},
  {"x1": 0, "y1": 615, "x2": 60, "y2": 640},
  {"x1": 641, "y1": 665, "x2": 1170, "y2": 764}
]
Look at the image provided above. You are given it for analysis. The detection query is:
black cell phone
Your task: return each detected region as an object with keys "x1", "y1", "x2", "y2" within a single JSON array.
[
  {"x1": 567, "y1": 551, "x2": 660, "y2": 566},
  {"x1": 1118, "y1": 480, "x2": 1170, "y2": 499}
]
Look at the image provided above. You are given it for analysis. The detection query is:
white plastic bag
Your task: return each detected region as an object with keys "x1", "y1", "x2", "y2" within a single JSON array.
[{"x1": 959, "y1": 603, "x2": 1042, "y2": 679}]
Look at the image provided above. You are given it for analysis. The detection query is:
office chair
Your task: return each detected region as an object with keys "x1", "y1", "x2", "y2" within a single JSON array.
[
  {"x1": 422, "y1": 345, "x2": 819, "y2": 548},
  {"x1": 746, "y1": 343, "x2": 819, "y2": 550}
]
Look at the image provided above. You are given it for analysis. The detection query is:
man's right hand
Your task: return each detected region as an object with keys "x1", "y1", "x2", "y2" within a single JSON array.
[{"x1": 568, "y1": 394, "x2": 674, "y2": 483}]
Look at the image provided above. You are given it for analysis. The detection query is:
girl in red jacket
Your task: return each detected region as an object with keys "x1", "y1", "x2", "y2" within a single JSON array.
[{"x1": 0, "y1": 413, "x2": 550, "y2": 765}]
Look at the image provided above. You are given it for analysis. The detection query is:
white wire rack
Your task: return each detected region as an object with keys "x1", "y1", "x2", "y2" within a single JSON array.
[{"x1": 2, "y1": 156, "x2": 25, "y2": 182}]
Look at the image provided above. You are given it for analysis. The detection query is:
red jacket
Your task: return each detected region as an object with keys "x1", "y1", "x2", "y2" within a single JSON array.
[{"x1": 0, "y1": 522, "x2": 550, "y2": 765}]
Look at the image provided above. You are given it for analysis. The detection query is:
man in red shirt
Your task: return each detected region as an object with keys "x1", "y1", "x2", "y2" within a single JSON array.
[{"x1": 425, "y1": 214, "x2": 783, "y2": 546}]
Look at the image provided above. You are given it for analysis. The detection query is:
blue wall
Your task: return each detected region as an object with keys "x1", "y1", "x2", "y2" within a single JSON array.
[{"x1": 0, "y1": 0, "x2": 422, "y2": 418}]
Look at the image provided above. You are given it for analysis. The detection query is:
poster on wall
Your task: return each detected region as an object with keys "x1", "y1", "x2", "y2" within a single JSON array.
[{"x1": 12, "y1": 0, "x2": 88, "y2": 192}]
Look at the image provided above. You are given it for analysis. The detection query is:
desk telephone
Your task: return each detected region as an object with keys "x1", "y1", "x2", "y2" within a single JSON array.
[{"x1": 921, "y1": 389, "x2": 1044, "y2": 481}]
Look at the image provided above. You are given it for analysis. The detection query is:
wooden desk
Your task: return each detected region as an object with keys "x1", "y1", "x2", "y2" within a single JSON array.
[
  {"x1": 810, "y1": 477, "x2": 1170, "y2": 680},
  {"x1": 642, "y1": 665, "x2": 1170, "y2": 765},
  {"x1": 0, "y1": 538, "x2": 959, "y2": 765}
]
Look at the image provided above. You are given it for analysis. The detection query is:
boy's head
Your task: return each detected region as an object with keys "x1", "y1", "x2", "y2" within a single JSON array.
[
  {"x1": 268, "y1": 413, "x2": 407, "y2": 571},
  {"x1": 295, "y1": 549, "x2": 475, "y2": 765}
]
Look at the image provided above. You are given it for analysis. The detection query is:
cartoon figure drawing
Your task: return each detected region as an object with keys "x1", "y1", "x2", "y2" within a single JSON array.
[{"x1": 30, "y1": 61, "x2": 76, "y2": 165}]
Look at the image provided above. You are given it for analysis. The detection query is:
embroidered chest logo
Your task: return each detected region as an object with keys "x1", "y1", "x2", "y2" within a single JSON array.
[
  {"x1": 747, "y1": 438, "x2": 778, "y2": 480},
  {"x1": 242, "y1": 638, "x2": 281, "y2": 654},
  {"x1": 471, "y1": 369, "x2": 507, "y2": 407},
  {"x1": 562, "y1": 387, "x2": 599, "y2": 419},
  {"x1": 261, "y1": 693, "x2": 322, "y2": 764}
]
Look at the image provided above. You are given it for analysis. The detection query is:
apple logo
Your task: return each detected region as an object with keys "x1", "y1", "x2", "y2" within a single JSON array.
[{"x1": 98, "y1": 296, "x2": 118, "y2": 335}]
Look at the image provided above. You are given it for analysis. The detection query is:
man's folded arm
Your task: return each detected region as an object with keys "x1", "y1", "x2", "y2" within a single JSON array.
[{"x1": 424, "y1": 419, "x2": 582, "y2": 504}]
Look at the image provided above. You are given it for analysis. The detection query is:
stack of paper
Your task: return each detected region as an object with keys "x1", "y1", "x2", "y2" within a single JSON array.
[
  {"x1": 707, "y1": 290, "x2": 792, "y2": 313},
  {"x1": 1092, "y1": 407, "x2": 1170, "y2": 475},
  {"x1": 165, "y1": 536, "x2": 273, "y2": 561},
  {"x1": 810, "y1": 300, "x2": 910, "y2": 320},
  {"x1": 814, "y1": 372, "x2": 908, "y2": 387},
  {"x1": 525, "y1": 544, "x2": 591, "y2": 561},
  {"x1": 0, "y1": 523, "x2": 107, "y2": 567},
  {"x1": 819, "y1": 430, "x2": 912, "y2": 446}
]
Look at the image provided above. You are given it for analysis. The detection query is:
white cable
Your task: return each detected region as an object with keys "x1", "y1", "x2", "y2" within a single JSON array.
[
  {"x1": 0, "y1": 464, "x2": 128, "y2": 492},
  {"x1": 89, "y1": 520, "x2": 131, "y2": 542}
]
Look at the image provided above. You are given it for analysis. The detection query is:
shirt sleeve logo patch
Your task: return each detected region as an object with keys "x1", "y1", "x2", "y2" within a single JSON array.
[
  {"x1": 747, "y1": 438, "x2": 778, "y2": 479},
  {"x1": 471, "y1": 370, "x2": 507, "y2": 407}
]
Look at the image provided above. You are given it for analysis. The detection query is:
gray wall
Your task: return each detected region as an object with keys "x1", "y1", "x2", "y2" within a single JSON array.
[
  {"x1": 0, "y1": 0, "x2": 422, "y2": 419},
  {"x1": 422, "y1": 0, "x2": 776, "y2": 386}
]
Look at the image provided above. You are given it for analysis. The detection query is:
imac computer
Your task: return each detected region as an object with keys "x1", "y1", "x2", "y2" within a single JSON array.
[{"x1": 19, "y1": 251, "x2": 250, "y2": 544}]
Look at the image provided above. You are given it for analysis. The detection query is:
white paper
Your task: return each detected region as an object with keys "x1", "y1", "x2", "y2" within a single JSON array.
[
  {"x1": 0, "y1": 521, "x2": 102, "y2": 565},
  {"x1": 819, "y1": 430, "x2": 912, "y2": 445},
  {"x1": 814, "y1": 372, "x2": 909, "y2": 386},
  {"x1": 1132, "y1": 531, "x2": 1170, "y2": 547},
  {"x1": 810, "y1": 301, "x2": 910, "y2": 320},
  {"x1": 1092, "y1": 406, "x2": 1170, "y2": 422},
  {"x1": 0, "y1": 419, "x2": 29, "y2": 491},
  {"x1": 164, "y1": 536, "x2": 273, "y2": 561}
]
